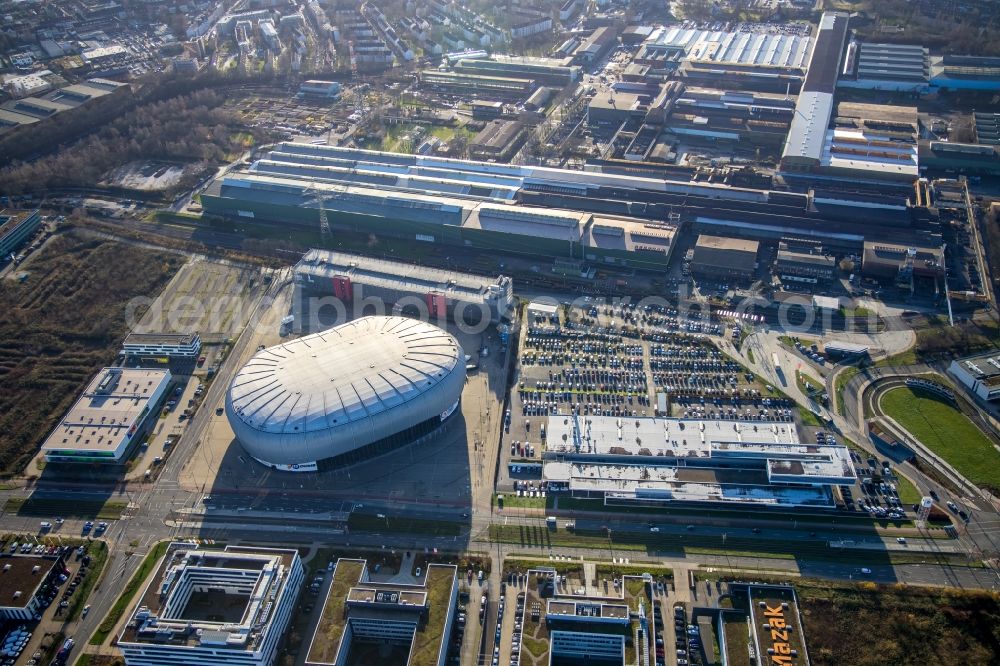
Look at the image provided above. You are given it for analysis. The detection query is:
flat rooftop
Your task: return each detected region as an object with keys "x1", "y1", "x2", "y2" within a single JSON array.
[
  {"x1": 544, "y1": 460, "x2": 834, "y2": 506},
  {"x1": 0, "y1": 209, "x2": 38, "y2": 238},
  {"x1": 295, "y1": 248, "x2": 510, "y2": 304},
  {"x1": 748, "y1": 585, "x2": 808, "y2": 665},
  {"x1": 544, "y1": 414, "x2": 854, "y2": 505},
  {"x1": 0, "y1": 556, "x2": 58, "y2": 609},
  {"x1": 40, "y1": 367, "x2": 170, "y2": 457},
  {"x1": 306, "y1": 558, "x2": 457, "y2": 666},
  {"x1": 546, "y1": 414, "x2": 800, "y2": 458},
  {"x1": 123, "y1": 332, "x2": 200, "y2": 346},
  {"x1": 120, "y1": 544, "x2": 299, "y2": 652},
  {"x1": 953, "y1": 352, "x2": 1000, "y2": 381}
]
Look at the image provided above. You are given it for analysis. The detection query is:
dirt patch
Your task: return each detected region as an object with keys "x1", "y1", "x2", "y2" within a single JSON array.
[
  {"x1": 799, "y1": 583, "x2": 1000, "y2": 665},
  {"x1": 102, "y1": 161, "x2": 193, "y2": 192}
]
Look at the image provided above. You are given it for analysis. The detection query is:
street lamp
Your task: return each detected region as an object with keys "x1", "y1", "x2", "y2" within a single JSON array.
[{"x1": 602, "y1": 525, "x2": 615, "y2": 575}]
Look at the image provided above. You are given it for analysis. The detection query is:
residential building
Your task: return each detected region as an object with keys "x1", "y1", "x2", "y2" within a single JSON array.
[{"x1": 511, "y1": 16, "x2": 552, "y2": 39}]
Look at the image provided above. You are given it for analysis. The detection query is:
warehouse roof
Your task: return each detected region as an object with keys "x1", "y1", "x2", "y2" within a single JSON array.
[
  {"x1": 40, "y1": 367, "x2": 171, "y2": 455},
  {"x1": 295, "y1": 249, "x2": 510, "y2": 305}
]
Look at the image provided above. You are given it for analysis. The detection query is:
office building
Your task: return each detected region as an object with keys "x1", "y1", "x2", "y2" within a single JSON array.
[
  {"x1": 121, "y1": 332, "x2": 202, "y2": 359},
  {"x1": 304, "y1": 558, "x2": 457, "y2": 666},
  {"x1": 118, "y1": 544, "x2": 304, "y2": 666},
  {"x1": 543, "y1": 414, "x2": 855, "y2": 508},
  {"x1": 40, "y1": 367, "x2": 171, "y2": 464},
  {"x1": 517, "y1": 567, "x2": 653, "y2": 666},
  {"x1": 949, "y1": 352, "x2": 1000, "y2": 402},
  {"x1": 0, "y1": 556, "x2": 61, "y2": 622}
]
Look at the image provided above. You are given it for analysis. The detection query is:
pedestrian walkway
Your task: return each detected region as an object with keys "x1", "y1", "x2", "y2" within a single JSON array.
[{"x1": 583, "y1": 561, "x2": 597, "y2": 594}]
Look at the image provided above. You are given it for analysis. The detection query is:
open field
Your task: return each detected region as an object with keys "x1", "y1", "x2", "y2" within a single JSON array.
[
  {"x1": 373, "y1": 122, "x2": 477, "y2": 154},
  {"x1": 0, "y1": 232, "x2": 183, "y2": 475},
  {"x1": 796, "y1": 579, "x2": 1000, "y2": 665},
  {"x1": 880, "y1": 387, "x2": 1000, "y2": 492}
]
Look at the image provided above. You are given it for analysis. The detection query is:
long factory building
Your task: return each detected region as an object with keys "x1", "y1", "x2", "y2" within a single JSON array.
[
  {"x1": 542, "y1": 414, "x2": 856, "y2": 508},
  {"x1": 201, "y1": 142, "x2": 937, "y2": 263},
  {"x1": 293, "y1": 249, "x2": 515, "y2": 325},
  {"x1": 201, "y1": 143, "x2": 679, "y2": 270}
]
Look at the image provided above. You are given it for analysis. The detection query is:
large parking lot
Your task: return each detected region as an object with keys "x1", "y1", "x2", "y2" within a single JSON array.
[{"x1": 499, "y1": 300, "x2": 795, "y2": 491}]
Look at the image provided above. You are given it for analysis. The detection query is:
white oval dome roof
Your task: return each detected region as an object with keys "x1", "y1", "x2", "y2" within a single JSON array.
[{"x1": 227, "y1": 316, "x2": 462, "y2": 436}]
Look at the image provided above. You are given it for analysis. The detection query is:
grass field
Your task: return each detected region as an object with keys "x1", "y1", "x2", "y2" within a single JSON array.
[
  {"x1": 834, "y1": 365, "x2": 862, "y2": 415},
  {"x1": 0, "y1": 233, "x2": 183, "y2": 475},
  {"x1": 880, "y1": 387, "x2": 1000, "y2": 492},
  {"x1": 497, "y1": 493, "x2": 546, "y2": 509}
]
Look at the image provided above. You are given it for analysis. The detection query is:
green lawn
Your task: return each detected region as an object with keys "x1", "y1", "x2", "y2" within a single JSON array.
[
  {"x1": 497, "y1": 493, "x2": 546, "y2": 509},
  {"x1": 797, "y1": 405, "x2": 825, "y2": 427},
  {"x1": 834, "y1": 365, "x2": 863, "y2": 415},
  {"x1": 895, "y1": 473, "x2": 923, "y2": 505},
  {"x1": 881, "y1": 387, "x2": 1000, "y2": 492}
]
